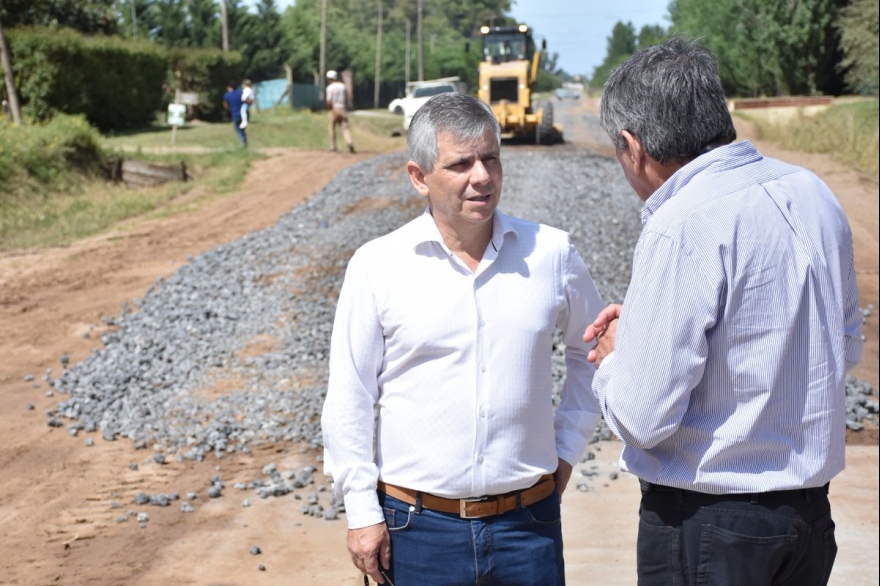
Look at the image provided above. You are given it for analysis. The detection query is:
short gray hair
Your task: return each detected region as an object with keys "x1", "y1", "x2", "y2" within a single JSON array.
[
  {"x1": 600, "y1": 36, "x2": 736, "y2": 164},
  {"x1": 407, "y1": 93, "x2": 501, "y2": 173}
]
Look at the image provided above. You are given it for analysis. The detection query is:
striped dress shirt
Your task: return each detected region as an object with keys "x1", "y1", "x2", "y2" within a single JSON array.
[
  {"x1": 323, "y1": 210, "x2": 605, "y2": 528},
  {"x1": 593, "y1": 140, "x2": 863, "y2": 493}
]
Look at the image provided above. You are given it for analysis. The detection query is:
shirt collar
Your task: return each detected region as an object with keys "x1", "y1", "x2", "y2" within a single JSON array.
[
  {"x1": 640, "y1": 140, "x2": 763, "y2": 225},
  {"x1": 409, "y1": 207, "x2": 519, "y2": 254}
]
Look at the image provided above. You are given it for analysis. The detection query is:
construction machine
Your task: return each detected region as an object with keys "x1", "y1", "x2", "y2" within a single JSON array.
[{"x1": 476, "y1": 24, "x2": 560, "y2": 144}]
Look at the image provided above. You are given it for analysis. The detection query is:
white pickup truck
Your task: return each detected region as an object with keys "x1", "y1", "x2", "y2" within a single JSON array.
[{"x1": 389, "y1": 77, "x2": 468, "y2": 130}]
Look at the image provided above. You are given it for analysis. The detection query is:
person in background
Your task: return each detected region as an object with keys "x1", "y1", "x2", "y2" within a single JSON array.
[
  {"x1": 222, "y1": 81, "x2": 247, "y2": 147},
  {"x1": 322, "y1": 93, "x2": 605, "y2": 585},
  {"x1": 239, "y1": 79, "x2": 254, "y2": 129},
  {"x1": 584, "y1": 36, "x2": 863, "y2": 586},
  {"x1": 326, "y1": 70, "x2": 355, "y2": 153}
]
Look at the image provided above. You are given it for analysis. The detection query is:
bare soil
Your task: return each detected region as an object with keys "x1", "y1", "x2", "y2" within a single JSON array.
[{"x1": 0, "y1": 104, "x2": 876, "y2": 585}]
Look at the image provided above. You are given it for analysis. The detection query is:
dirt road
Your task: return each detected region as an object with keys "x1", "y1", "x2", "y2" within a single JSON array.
[{"x1": 0, "y1": 101, "x2": 877, "y2": 585}]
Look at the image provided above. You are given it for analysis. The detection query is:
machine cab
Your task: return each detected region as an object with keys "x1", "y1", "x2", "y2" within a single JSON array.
[{"x1": 480, "y1": 24, "x2": 535, "y2": 64}]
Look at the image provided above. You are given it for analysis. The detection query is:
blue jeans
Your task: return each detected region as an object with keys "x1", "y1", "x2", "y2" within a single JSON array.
[
  {"x1": 232, "y1": 120, "x2": 247, "y2": 146},
  {"x1": 637, "y1": 481, "x2": 836, "y2": 586},
  {"x1": 379, "y1": 489, "x2": 565, "y2": 585}
]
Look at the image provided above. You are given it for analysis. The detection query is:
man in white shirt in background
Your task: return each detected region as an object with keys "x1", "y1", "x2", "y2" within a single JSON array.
[
  {"x1": 584, "y1": 37, "x2": 863, "y2": 586},
  {"x1": 322, "y1": 93, "x2": 605, "y2": 585},
  {"x1": 326, "y1": 69, "x2": 355, "y2": 153}
]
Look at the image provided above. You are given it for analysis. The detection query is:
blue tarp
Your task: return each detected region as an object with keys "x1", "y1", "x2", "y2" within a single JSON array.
[{"x1": 253, "y1": 79, "x2": 321, "y2": 110}]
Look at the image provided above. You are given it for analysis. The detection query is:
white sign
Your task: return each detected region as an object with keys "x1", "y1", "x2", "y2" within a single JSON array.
[
  {"x1": 177, "y1": 92, "x2": 200, "y2": 105},
  {"x1": 167, "y1": 103, "x2": 186, "y2": 126}
]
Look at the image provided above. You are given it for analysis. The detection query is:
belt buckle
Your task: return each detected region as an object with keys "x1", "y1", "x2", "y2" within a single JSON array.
[{"x1": 459, "y1": 496, "x2": 491, "y2": 519}]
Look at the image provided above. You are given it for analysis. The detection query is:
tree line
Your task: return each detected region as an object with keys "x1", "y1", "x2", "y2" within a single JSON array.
[
  {"x1": 591, "y1": 0, "x2": 878, "y2": 97},
  {"x1": 1, "y1": 0, "x2": 574, "y2": 89}
]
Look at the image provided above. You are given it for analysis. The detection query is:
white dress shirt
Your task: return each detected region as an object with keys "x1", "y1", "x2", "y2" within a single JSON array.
[
  {"x1": 593, "y1": 141, "x2": 863, "y2": 493},
  {"x1": 322, "y1": 209, "x2": 604, "y2": 528}
]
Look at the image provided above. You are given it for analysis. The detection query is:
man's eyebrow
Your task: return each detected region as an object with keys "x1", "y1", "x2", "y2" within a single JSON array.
[{"x1": 442, "y1": 149, "x2": 499, "y2": 168}]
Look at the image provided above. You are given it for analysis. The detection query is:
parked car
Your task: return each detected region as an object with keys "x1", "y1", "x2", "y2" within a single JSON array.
[
  {"x1": 555, "y1": 87, "x2": 581, "y2": 100},
  {"x1": 400, "y1": 77, "x2": 468, "y2": 130},
  {"x1": 389, "y1": 77, "x2": 467, "y2": 118}
]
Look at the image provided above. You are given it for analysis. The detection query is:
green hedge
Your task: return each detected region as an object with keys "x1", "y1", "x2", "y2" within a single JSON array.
[
  {"x1": 4, "y1": 27, "x2": 167, "y2": 131},
  {"x1": 2, "y1": 28, "x2": 244, "y2": 130},
  {"x1": 0, "y1": 113, "x2": 106, "y2": 199},
  {"x1": 167, "y1": 48, "x2": 244, "y2": 122}
]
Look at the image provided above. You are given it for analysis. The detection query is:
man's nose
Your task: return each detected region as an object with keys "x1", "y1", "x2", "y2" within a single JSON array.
[{"x1": 470, "y1": 160, "x2": 491, "y2": 184}]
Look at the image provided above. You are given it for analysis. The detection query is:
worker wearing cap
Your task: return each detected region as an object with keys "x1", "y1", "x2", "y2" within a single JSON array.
[{"x1": 326, "y1": 70, "x2": 355, "y2": 153}]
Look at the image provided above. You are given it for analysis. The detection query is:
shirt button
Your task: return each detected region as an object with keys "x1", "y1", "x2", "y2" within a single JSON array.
[
  {"x1": 479, "y1": 408, "x2": 486, "y2": 418},
  {"x1": 480, "y1": 364, "x2": 486, "y2": 373},
  {"x1": 477, "y1": 454, "x2": 484, "y2": 463},
  {"x1": 479, "y1": 319, "x2": 485, "y2": 327}
]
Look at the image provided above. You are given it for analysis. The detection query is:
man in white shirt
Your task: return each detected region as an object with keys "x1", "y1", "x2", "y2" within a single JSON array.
[
  {"x1": 584, "y1": 38, "x2": 862, "y2": 586},
  {"x1": 321, "y1": 93, "x2": 605, "y2": 585},
  {"x1": 326, "y1": 69, "x2": 355, "y2": 153}
]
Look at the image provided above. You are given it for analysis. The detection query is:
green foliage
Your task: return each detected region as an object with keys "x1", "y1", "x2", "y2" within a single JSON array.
[
  {"x1": 1, "y1": 0, "x2": 119, "y2": 34},
  {"x1": 637, "y1": 24, "x2": 667, "y2": 50},
  {"x1": 152, "y1": 0, "x2": 189, "y2": 46},
  {"x1": 836, "y1": 0, "x2": 879, "y2": 96},
  {"x1": 606, "y1": 21, "x2": 637, "y2": 59},
  {"x1": 745, "y1": 99, "x2": 879, "y2": 178},
  {"x1": 590, "y1": 21, "x2": 670, "y2": 88},
  {"x1": 535, "y1": 69, "x2": 563, "y2": 93},
  {"x1": 669, "y1": 0, "x2": 846, "y2": 97},
  {"x1": 0, "y1": 114, "x2": 106, "y2": 199},
  {"x1": 4, "y1": 27, "x2": 168, "y2": 131},
  {"x1": 166, "y1": 47, "x2": 245, "y2": 120},
  {"x1": 280, "y1": 0, "x2": 512, "y2": 85}
]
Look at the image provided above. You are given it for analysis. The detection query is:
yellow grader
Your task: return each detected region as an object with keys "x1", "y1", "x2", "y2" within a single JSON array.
[{"x1": 476, "y1": 24, "x2": 561, "y2": 144}]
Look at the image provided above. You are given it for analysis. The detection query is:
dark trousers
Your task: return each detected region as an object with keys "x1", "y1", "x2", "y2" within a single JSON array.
[
  {"x1": 637, "y1": 480, "x2": 836, "y2": 586},
  {"x1": 232, "y1": 120, "x2": 247, "y2": 146}
]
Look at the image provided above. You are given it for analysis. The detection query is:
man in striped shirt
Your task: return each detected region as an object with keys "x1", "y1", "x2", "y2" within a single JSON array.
[{"x1": 584, "y1": 37, "x2": 863, "y2": 586}]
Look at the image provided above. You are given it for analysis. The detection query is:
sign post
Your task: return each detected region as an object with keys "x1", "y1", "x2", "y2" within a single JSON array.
[{"x1": 167, "y1": 103, "x2": 186, "y2": 145}]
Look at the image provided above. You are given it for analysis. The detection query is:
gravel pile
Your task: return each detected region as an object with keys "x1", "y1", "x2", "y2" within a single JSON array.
[{"x1": 35, "y1": 145, "x2": 876, "y2": 511}]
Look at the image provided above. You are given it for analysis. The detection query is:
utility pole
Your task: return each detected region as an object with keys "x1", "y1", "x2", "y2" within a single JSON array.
[
  {"x1": 374, "y1": 1, "x2": 383, "y2": 109},
  {"x1": 319, "y1": 0, "x2": 327, "y2": 104},
  {"x1": 0, "y1": 15, "x2": 22, "y2": 125},
  {"x1": 417, "y1": 0, "x2": 423, "y2": 81},
  {"x1": 220, "y1": 0, "x2": 230, "y2": 52},
  {"x1": 130, "y1": 0, "x2": 138, "y2": 40},
  {"x1": 405, "y1": 18, "x2": 411, "y2": 84}
]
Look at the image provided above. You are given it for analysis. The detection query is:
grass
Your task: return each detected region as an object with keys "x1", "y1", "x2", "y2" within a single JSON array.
[
  {"x1": 1, "y1": 107, "x2": 406, "y2": 251},
  {"x1": 741, "y1": 99, "x2": 879, "y2": 180},
  {"x1": 0, "y1": 149, "x2": 258, "y2": 250},
  {"x1": 102, "y1": 107, "x2": 407, "y2": 153}
]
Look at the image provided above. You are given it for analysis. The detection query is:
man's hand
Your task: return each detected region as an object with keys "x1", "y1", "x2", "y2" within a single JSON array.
[
  {"x1": 584, "y1": 303, "x2": 622, "y2": 366},
  {"x1": 554, "y1": 458, "x2": 573, "y2": 502},
  {"x1": 347, "y1": 522, "x2": 392, "y2": 584}
]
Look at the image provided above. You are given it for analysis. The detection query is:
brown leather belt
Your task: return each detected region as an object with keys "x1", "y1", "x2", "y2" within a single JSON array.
[{"x1": 377, "y1": 474, "x2": 556, "y2": 519}]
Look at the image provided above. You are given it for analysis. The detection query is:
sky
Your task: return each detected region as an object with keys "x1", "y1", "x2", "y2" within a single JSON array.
[
  {"x1": 260, "y1": 0, "x2": 672, "y2": 79},
  {"x1": 508, "y1": 0, "x2": 672, "y2": 77}
]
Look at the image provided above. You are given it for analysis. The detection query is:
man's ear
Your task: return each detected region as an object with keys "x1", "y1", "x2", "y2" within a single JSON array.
[
  {"x1": 406, "y1": 161, "x2": 430, "y2": 197},
  {"x1": 620, "y1": 129, "x2": 646, "y2": 170}
]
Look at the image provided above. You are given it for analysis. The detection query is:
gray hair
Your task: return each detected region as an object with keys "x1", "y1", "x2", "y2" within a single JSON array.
[
  {"x1": 407, "y1": 93, "x2": 501, "y2": 173},
  {"x1": 599, "y1": 36, "x2": 736, "y2": 164}
]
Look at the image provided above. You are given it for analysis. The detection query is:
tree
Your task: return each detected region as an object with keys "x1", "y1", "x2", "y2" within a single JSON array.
[
  {"x1": 590, "y1": 21, "x2": 636, "y2": 88},
  {"x1": 187, "y1": 0, "x2": 220, "y2": 48},
  {"x1": 670, "y1": 0, "x2": 846, "y2": 96},
  {"x1": 152, "y1": 0, "x2": 189, "y2": 46},
  {"x1": 1, "y1": 0, "x2": 119, "y2": 34},
  {"x1": 836, "y1": 0, "x2": 879, "y2": 95},
  {"x1": 116, "y1": 0, "x2": 157, "y2": 41},
  {"x1": 637, "y1": 24, "x2": 667, "y2": 50},
  {"x1": 0, "y1": 14, "x2": 23, "y2": 124}
]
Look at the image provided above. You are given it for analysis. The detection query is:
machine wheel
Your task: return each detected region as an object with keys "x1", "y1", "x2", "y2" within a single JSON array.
[{"x1": 536, "y1": 101, "x2": 555, "y2": 145}]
